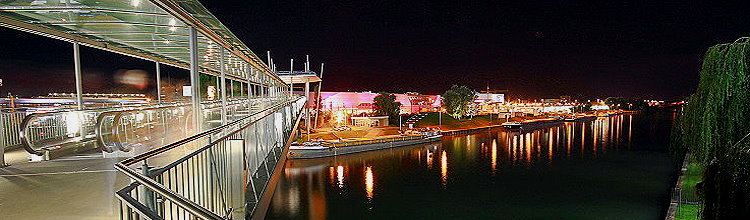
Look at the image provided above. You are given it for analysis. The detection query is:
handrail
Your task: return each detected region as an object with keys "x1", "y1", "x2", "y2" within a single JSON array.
[
  {"x1": 107, "y1": 99, "x2": 249, "y2": 152},
  {"x1": 94, "y1": 102, "x2": 191, "y2": 153},
  {"x1": 19, "y1": 108, "x2": 109, "y2": 156},
  {"x1": 18, "y1": 98, "x2": 252, "y2": 156},
  {"x1": 100, "y1": 98, "x2": 253, "y2": 153},
  {"x1": 115, "y1": 162, "x2": 223, "y2": 220},
  {"x1": 148, "y1": 99, "x2": 293, "y2": 177},
  {"x1": 115, "y1": 183, "x2": 165, "y2": 220},
  {"x1": 115, "y1": 96, "x2": 303, "y2": 219}
]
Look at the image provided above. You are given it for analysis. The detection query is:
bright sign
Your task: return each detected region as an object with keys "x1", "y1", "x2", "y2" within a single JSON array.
[{"x1": 182, "y1": 86, "x2": 192, "y2": 97}]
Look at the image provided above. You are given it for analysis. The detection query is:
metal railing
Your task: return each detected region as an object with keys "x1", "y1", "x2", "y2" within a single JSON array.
[
  {"x1": 0, "y1": 110, "x2": 27, "y2": 150},
  {"x1": 95, "y1": 103, "x2": 194, "y2": 153},
  {"x1": 19, "y1": 108, "x2": 105, "y2": 156},
  {"x1": 115, "y1": 96, "x2": 305, "y2": 219}
]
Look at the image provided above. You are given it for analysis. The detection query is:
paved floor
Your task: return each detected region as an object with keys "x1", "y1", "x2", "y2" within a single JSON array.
[{"x1": 0, "y1": 148, "x2": 128, "y2": 220}]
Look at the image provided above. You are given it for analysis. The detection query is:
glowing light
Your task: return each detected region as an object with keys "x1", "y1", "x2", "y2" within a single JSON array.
[
  {"x1": 337, "y1": 165, "x2": 345, "y2": 189},
  {"x1": 441, "y1": 150, "x2": 448, "y2": 186},
  {"x1": 365, "y1": 166, "x2": 374, "y2": 200},
  {"x1": 131, "y1": 0, "x2": 140, "y2": 7},
  {"x1": 168, "y1": 18, "x2": 177, "y2": 32},
  {"x1": 65, "y1": 112, "x2": 82, "y2": 136}
]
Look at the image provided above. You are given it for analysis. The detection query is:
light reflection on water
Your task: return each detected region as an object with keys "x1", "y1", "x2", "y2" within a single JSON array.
[
  {"x1": 365, "y1": 166, "x2": 374, "y2": 202},
  {"x1": 268, "y1": 114, "x2": 668, "y2": 219},
  {"x1": 336, "y1": 165, "x2": 345, "y2": 189},
  {"x1": 440, "y1": 150, "x2": 448, "y2": 187}
]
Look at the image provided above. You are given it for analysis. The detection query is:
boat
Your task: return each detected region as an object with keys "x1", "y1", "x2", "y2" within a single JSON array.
[
  {"x1": 501, "y1": 118, "x2": 563, "y2": 131},
  {"x1": 563, "y1": 115, "x2": 597, "y2": 122},
  {"x1": 288, "y1": 131, "x2": 443, "y2": 159}
]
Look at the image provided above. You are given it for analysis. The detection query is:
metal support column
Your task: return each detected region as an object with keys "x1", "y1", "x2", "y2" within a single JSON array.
[
  {"x1": 73, "y1": 42, "x2": 84, "y2": 110},
  {"x1": 247, "y1": 64, "x2": 253, "y2": 109},
  {"x1": 305, "y1": 79, "x2": 310, "y2": 140},
  {"x1": 220, "y1": 48, "x2": 227, "y2": 124},
  {"x1": 249, "y1": 69, "x2": 255, "y2": 98},
  {"x1": 155, "y1": 61, "x2": 162, "y2": 103},
  {"x1": 189, "y1": 27, "x2": 201, "y2": 133}
]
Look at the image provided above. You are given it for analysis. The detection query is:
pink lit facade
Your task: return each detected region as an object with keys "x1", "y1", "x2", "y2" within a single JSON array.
[{"x1": 316, "y1": 92, "x2": 441, "y2": 114}]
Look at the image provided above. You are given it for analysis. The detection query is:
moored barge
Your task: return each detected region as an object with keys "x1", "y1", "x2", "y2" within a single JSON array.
[
  {"x1": 289, "y1": 132, "x2": 442, "y2": 159},
  {"x1": 501, "y1": 118, "x2": 563, "y2": 131}
]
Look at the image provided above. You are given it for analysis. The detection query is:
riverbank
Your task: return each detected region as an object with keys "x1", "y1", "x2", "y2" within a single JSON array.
[
  {"x1": 306, "y1": 111, "x2": 623, "y2": 141},
  {"x1": 667, "y1": 154, "x2": 703, "y2": 220},
  {"x1": 304, "y1": 114, "x2": 508, "y2": 141},
  {"x1": 414, "y1": 113, "x2": 507, "y2": 130}
]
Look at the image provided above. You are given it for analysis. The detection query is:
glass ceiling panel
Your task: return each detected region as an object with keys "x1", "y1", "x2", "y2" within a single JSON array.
[{"x1": 0, "y1": 0, "x2": 279, "y2": 85}]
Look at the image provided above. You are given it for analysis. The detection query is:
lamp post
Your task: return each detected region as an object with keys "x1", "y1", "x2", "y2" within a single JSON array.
[{"x1": 399, "y1": 114, "x2": 402, "y2": 131}]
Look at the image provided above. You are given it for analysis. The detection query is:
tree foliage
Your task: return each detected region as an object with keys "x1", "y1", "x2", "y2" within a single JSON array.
[
  {"x1": 673, "y1": 38, "x2": 750, "y2": 219},
  {"x1": 442, "y1": 85, "x2": 477, "y2": 119},
  {"x1": 373, "y1": 92, "x2": 401, "y2": 125}
]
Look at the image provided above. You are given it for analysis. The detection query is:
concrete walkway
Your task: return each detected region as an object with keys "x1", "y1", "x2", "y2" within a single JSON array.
[{"x1": 0, "y1": 148, "x2": 128, "y2": 219}]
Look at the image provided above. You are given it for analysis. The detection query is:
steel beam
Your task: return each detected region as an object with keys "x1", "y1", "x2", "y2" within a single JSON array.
[
  {"x1": 156, "y1": 61, "x2": 162, "y2": 103},
  {"x1": 189, "y1": 27, "x2": 201, "y2": 133},
  {"x1": 220, "y1": 47, "x2": 227, "y2": 124},
  {"x1": 73, "y1": 42, "x2": 84, "y2": 110}
]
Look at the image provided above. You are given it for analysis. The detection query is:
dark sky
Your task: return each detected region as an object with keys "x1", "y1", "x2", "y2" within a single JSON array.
[{"x1": 1, "y1": 0, "x2": 749, "y2": 99}]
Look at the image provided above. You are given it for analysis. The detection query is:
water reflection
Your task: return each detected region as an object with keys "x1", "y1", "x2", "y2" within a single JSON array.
[
  {"x1": 491, "y1": 139, "x2": 497, "y2": 175},
  {"x1": 337, "y1": 165, "x2": 345, "y2": 189},
  {"x1": 365, "y1": 166, "x2": 374, "y2": 201},
  {"x1": 269, "y1": 114, "x2": 641, "y2": 219}
]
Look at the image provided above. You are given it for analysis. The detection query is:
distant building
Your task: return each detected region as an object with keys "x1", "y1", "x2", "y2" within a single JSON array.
[
  {"x1": 474, "y1": 93, "x2": 505, "y2": 114},
  {"x1": 476, "y1": 93, "x2": 505, "y2": 103},
  {"x1": 351, "y1": 116, "x2": 389, "y2": 127},
  {"x1": 591, "y1": 105, "x2": 610, "y2": 110}
]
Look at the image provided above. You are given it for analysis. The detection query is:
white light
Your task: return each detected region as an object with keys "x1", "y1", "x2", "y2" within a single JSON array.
[
  {"x1": 168, "y1": 18, "x2": 177, "y2": 32},
  {"x1": 131, "y1": 0, "x2": 140, "y2": 7},
  {"x1": 65, "y1": 112, "x2": 82, "y2": 136}
]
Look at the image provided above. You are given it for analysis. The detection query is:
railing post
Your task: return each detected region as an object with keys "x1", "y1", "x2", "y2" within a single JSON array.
[
  {"x1": 305, "y1": 79, "x2": 310, "y2": 141},
  {"x1": 155, "y1": 61, "x2": 162, "y2": 103},
  {"x1": 140, "y1": 161, "x2": 155, "y2": 211}
]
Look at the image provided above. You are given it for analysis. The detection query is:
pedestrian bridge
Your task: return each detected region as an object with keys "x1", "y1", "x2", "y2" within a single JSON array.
[
  {"x1": 3, "y1": 96, "x2": 305, "y2": 219},
  {"x1": 0, "y1": 0, "x2": 311, "y2": 219}
]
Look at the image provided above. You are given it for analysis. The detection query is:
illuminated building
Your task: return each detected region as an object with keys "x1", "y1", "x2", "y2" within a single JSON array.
[{"x1": 319, "y1": 91, "x2": 441, "y2": 114}]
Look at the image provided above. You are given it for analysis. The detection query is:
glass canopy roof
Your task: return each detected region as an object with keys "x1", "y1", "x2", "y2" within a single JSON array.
[{"x1": 0, "y1": 0, "x2": 283, "y2": 87}]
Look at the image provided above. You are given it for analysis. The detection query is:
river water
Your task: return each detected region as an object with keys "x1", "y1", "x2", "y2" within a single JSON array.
[{"x1": 267, "y1": 112, "x2": 678, "y2": 219}]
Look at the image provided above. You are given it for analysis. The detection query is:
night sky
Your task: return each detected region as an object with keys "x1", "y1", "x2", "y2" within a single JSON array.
[{"x1": 1, "y1": 1, "x2": 749, "y2": 99}]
